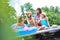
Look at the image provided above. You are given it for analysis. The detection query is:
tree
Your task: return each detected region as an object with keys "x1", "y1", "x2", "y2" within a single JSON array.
[
  {"x1": 24, "y1": 2, "x2": 35, "y2": 15},
  {"x1": 0, "y1": 0, "x2": 17, "y2": 40},
  {"x1": 50, "y1": 6, "x2": 54, "y2": 12},
  {"x1": 42, "y1": 6, "x2": 49, "y2": 12},
  {"x1": 24, "y1": 2, "x2": 32, "y2": 11},
  {"x1": 42, "y1": 6, "x2": 60, "y2": 25},
  {"x1": 54, "y1": 6, "x2": 59, "y2": 13},
  {"x1": 21, "y1": 5, "x2": 24, "y2": 16}
]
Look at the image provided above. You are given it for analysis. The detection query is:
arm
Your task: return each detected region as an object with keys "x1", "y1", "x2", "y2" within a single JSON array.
[
  {"x1": 12, "y1": 24, "x2": 17, "y2": 32},
  {"x1": 46, "y1": 17, "x2": 50, "y2": 27}
]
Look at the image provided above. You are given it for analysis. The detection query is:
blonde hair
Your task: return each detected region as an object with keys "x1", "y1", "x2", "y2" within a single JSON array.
[
  {"x1": 17, "y1": 16, "x2": 23, "y2": 23},
  {"x1": 41, "y1": 14, "x2": 46, "y2": 18},
  {"x1": 25, "y1": 12, "x2": 36, "y2": 26}
]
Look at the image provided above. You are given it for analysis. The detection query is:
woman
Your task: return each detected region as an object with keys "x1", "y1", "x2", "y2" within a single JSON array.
[
  {"x1": 34, "y1": 8, "x2": 50, "y2": 40},
  {"x1": 34, "y1": 8, "x2": 50, "y2": 30}
]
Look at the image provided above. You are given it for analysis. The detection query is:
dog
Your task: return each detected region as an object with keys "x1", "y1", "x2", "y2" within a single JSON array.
[{"x1": 26, "y1": 12, "x2": 36, "y2": 26}]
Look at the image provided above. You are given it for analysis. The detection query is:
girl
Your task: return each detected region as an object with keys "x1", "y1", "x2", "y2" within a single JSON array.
[
  {"x1": 12, "y1": 16, "x2": 29, "y2": 32},
  {"x1": 40, "y1": 14, "x2": 50, "y2": 29}
]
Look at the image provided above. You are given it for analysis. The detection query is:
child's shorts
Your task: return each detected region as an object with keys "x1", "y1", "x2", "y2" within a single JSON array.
[{"x1": 42, "y1": 25, "x2": 48, "y2": 29}]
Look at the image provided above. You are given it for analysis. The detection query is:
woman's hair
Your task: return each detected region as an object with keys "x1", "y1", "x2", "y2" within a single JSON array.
[{"x1": 36, "y1": 8, "x2": 42, "y2": 14}]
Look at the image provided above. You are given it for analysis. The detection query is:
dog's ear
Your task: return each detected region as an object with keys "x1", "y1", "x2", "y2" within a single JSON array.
[{"x1": 26, "y1": 13, "x2": 29, "y2": 15}]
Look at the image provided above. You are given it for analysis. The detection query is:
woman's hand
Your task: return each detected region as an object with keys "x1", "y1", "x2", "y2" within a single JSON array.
[
  {"x1": 46, "y1": 17, "x2": 50, "y2": 27},
  {"x1": 38, "y1": 20, "x2": 40, "y2": 23}
]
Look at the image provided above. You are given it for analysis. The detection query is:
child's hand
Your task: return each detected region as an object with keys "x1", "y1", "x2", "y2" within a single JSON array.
[{"x1": 37, "y1": 20, "x2": 40, "y2": 23}]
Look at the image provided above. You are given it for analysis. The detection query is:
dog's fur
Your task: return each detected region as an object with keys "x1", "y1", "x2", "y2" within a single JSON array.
[{"x1": 26, "y1": 12, "x2": 36, "y2": 26}]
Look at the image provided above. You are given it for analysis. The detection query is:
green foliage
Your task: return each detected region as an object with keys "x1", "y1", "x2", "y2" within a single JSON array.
[
  {"x1": 21, "y1": 6, "x2": 24, "y2": 16},
  {"x1": 21, "y1": 2, "x2": 35, "y2": 16},
  {"x1": 42, "y1": 6, "x2": 60, "y2": 25},
  {"x1": 0, "y1": 1, "x2": 17, "y2": 40},
  {"x1": 0, "y1": 1, "x2": 33, "y2": 40},
  {"x1": 24, "y1": 2, "x2": 32, "y2": 11}
]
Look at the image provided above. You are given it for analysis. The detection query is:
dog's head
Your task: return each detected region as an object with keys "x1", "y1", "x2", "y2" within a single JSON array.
[{"x1": 26, "y1": 12, "x2": 32, "y2": 18}]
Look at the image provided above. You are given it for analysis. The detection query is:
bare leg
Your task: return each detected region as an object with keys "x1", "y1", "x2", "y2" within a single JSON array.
[{"x1": 38, "y1": 27, "x2": 46, "y2": 30}]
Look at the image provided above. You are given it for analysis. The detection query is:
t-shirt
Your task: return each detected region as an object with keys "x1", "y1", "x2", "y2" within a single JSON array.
[
  {"x1": 34, "y1": 15, "x2": 40, "y2": 23},
  {"x1": 34, "y1": 15, "x2": 42, "y2": 26}
]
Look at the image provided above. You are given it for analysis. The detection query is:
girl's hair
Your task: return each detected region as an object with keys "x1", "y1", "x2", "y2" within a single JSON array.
[
  {"x1": 17, "y1": 16, "x2": 23, "y2": 23},
  {"x1": 41, "y1": 14, "x2": 46, "y2": 18},
  {"x1": 36, "y1": 8, "x2": 42, "y2": 14}
]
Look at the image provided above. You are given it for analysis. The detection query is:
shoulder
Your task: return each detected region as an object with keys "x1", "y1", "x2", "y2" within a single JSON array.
[
  {"x1": 34, "y1": 15, "x2": 37, "y2": 17},
  {"x1": 46, "y1": 17, "x2": 48, "y2": 19},
  {"x1": 45, "y1": 17, "x2": 48, "y2": 21},
  {"x1": 34, "y1": 15, "x2": 37, "y2": 19}
]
